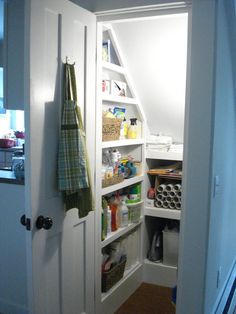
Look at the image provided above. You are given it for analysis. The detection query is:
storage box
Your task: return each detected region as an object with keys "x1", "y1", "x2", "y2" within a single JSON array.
[
  {"x1": 102, "y1": 174, "x2": 124, "y2": 188},
  {"x1": 102, "y1": 257, "x2": 126, "y2": 292},
  {"x1": 162, "y1": 229, "x2": 179, "y2": 267},
  {"x1": 102, "y1": 117, "x2": 122, "y2": 141}
]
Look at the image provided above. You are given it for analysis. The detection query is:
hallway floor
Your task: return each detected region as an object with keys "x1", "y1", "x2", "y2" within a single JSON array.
[{"x1": 115, "y1": 283, "x2": 175, "y2": 314}]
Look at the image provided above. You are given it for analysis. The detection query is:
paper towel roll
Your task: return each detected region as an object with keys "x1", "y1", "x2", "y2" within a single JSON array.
[
  {"x1": 175, "y1": 202, "x2": 181, "y2": 210},
  {"x1": 174, "y1": 184, "x2": 181, "y2": 191},
  {"x1": 166, "y1": 184, "x2": 174, "y2": 192},
  {"x1": 163, "y1": 201, "x2": 169, "y2": 209},
  {"x1": 157, "y1": 184, "x2": 166, "y2": 193},
  {"x1": 169, "y1": 202, "x2": 176, "y2": 209},
  {"x1": 156, "y1": 193, "x2": 163, "y2": 200}
]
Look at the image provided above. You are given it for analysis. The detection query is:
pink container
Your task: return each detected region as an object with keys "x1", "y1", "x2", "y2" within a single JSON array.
[{"x1": 0, "y1": 138, "x2": 15, "y2": 148}]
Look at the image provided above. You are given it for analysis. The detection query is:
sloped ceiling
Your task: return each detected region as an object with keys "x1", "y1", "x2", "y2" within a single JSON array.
[{"x1": 112, "y1": 13, "x2": 188, "y2": 143}]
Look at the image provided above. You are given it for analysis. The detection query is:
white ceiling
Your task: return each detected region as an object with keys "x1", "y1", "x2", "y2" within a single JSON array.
[{"x1": 112, "y1": 13, "x2": 188, "y2": 143}]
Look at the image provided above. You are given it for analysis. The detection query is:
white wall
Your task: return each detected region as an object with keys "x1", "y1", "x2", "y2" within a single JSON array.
[
  {"x1": 0, "y1": 184, "x2": 28, "y2": 314},
  {"x1": 177, "y1": 1, "x2": 216, "y2": 313},
  {"x1": 112, "y1": 14, "x2": 188, "y2": 142},
  {"x1": 205, "y1": 0, "x2": 236, "y2": 312}
]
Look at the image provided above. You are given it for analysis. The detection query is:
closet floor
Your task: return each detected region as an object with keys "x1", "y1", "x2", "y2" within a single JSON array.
[{"x1": 115, "y1": 283, "x2": 175, "y2": 314}]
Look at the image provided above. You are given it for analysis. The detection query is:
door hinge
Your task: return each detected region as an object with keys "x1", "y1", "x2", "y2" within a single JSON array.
[{"x1": 20, "y1": 214, "x2": 31, "y2": 231}]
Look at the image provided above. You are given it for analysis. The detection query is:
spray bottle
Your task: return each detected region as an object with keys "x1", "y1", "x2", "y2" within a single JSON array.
[{"x1": 128, "y1": 118, "x2": 137, "y2": 139}]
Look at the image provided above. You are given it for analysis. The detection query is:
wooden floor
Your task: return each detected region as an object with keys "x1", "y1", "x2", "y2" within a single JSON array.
[{"x1": 115, "y1": 283, "x2": 176, "y2": 314}]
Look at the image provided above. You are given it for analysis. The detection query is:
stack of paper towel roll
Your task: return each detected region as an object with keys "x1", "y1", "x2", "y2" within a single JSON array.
[{"x1": 154, "y1": 183, "x2": 181, "y2": 210}]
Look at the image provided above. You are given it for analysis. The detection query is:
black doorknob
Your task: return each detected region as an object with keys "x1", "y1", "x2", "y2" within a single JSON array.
[{"x1": 36, "y1": 215, "x2": 53, "y2": 230}]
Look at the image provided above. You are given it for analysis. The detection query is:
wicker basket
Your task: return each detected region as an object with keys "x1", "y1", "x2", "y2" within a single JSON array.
[
  {"x1": 102, "y1": 257, "x2": 127, "y2": 292},
  {"x1": 102, "y1": 174, "x2": 124, "y2": 188},
  {"x1": 102, "y1": 117, "x2": 122, "y2": 141}
]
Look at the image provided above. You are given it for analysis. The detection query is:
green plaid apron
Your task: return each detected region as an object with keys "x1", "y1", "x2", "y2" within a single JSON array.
[{"x1": 58, "y1": 63, "x2": 94, "y2": 218}]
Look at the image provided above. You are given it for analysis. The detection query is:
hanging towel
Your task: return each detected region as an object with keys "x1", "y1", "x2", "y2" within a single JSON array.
[{"x1": 58, "y1": 63, "x2": 94, "y2": 218}]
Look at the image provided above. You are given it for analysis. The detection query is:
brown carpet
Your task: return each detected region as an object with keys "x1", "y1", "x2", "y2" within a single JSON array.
[{"x1": 115, "y1": 283, "x2": 176, "y2": 314}]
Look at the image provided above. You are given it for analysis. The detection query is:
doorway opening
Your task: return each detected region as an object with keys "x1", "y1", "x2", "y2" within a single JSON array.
[{"x1": 95, "y1": 6, "x2": 189, "y2": 314}]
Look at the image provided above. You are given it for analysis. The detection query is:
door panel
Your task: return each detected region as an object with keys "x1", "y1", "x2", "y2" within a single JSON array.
[{"x1": 25, "y1": 0, "x2": 96, "y2": 313}]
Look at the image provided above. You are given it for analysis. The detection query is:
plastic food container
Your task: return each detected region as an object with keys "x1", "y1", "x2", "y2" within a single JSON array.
[{"x1": 162, "y1": 229, "x2": 179, "y2": 267}]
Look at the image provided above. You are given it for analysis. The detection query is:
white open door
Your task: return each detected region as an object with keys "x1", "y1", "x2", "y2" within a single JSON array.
[{"x1": 24, "y1": 0, "x2": 96, "y2": 313}]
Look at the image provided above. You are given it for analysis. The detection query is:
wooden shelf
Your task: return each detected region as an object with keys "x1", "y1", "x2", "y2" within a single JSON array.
[
  {"x1": 102, "y1": 61, "x2": 125, "y2": 74},
  {"x1": 101, "y1": 261, "x2": 142, "y2": 302},
  {"x1": 102, "y1": 139, "x2": 144, "y2": 148},
  {"x1": 101, "y1": 219, "x2": 143, "y2": 248},
  {"x1": 102, "y1": 175, "x2": 144, "y2": 195},
  {"x1": 146, "y1": 149, "x2": 183, "y2": 161},
  {"x1": 144, "y1": 206, "x2": 181, "y2": 220},
  {"x1": 102, "y1": 94, "x2": 138, "y2": 105}
]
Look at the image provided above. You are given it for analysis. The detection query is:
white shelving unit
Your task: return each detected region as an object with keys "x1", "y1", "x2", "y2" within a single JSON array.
[
  {"x1": 144, "y1": 206, "x2": 181, "y2": 220},
  {"x1": 96, "y1": 17, "x2": 185, "y2": 314},
  {"x1": 143, "y1": 259, "x2": 177, "y2": 287},
  {"x1": 146, "y1": 149, "x2": 183, "y2": 161},
  {"x1": 101, "y1": 175, "x2": 144, "y2": 196},
  {"x1": 102, "y1": 61, "x2": 126, "y2": 74},
  {"x1": 102, "y1": 94, "x2": 138, "y2": 105},
  {"x1": 101, "y1": 219, "x2": 143, "y2": 248},
  {"x1": 102, "y1": 139, "x2": 144, "y2": 148},
  {"x1": 143, "y1": 150, "x2": 183, "y2": 287},
  {"x1": 95, "y1": 22, "x2": 146, "y2": 314}
]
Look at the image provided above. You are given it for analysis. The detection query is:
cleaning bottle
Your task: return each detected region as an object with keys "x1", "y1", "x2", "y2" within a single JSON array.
[
  {"x1": 128, "y1": 118, "x2": 137, "y2": 139},
  {"x1": 101, "y1": 197, "x2": 108, "y2": 240},
  {"x1": 120, "y1": 118, "x2": 128, "y2": 139},
  {"x1": 107, "y1": 205, "x2": 112, "y2": 234},
  {"x1": 101, "y1": 208, "x2": 107, "y2": 241},
  {"x1": 120, "y1": 200, "x2": 129, "y2": 227},
  {"x1": 114, "y1": 193, "x2": 122, "y2": 229},
  {"x1": 110, "y1": 200, "x2": 118, "y2": 232}
]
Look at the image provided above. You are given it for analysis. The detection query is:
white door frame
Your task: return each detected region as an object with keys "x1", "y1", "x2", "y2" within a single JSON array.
[{"x1": 94, "y1": 2, "x2": 216, "y2": 314}]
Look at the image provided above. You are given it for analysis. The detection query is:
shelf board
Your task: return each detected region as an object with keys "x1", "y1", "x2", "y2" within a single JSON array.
[
  {"x1": 144, "y1": 206, "x2": 181, "y2": 220},
  {"x1": 102, "y1": 175, "x2": 144, "y2": 195},
  {"x1": 101, "y1": 261, "x2": 142, "y2": 302},
  {"x1": 143, "y1": 259, "x2": 177, "y2": 287},
  {"x1": 146, "y1": 149, "x2": 183, "y2": 161},
  {"x1": 144, "y1": 258, "x2": 177, "y2": 270},
  {"x1": 126, "y1": 200, "x2": 144, "y2": 207},
  {"x1": 102, "y1": 61, "x2": 125, "y2": 74},
  {"x1": 102, "y1": 138, "x2": 144, "y2": 148},
  {"x1": 102, "y1": 94, "x2": 138, "y2": 105},
  {"x1": 101, "y1": 219, "x2": 143, "y2": 248}
]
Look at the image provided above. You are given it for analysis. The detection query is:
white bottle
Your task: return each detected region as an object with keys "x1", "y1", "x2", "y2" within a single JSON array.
[
  {"x1": 120, "y1": 201, "x2": 129, "y2": 227},
  {"x1": 107, "y1": 206, "x2": 112, "y2": 234}
]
